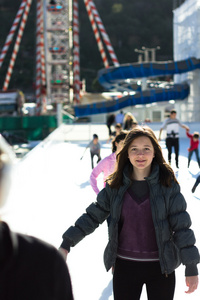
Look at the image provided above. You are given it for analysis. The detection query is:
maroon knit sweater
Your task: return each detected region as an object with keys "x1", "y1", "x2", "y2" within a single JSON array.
[{"x1": 117, "y1": 183, "x2": 159, "y2": 261}]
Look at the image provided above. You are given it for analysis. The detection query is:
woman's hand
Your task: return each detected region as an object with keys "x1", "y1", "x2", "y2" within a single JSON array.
[
  {"x1": 185, "y1": 276, "x2": 199, "y2": 293},
  {"x1": 59, "y1": 247, "x2": 69, "y2": 260}
]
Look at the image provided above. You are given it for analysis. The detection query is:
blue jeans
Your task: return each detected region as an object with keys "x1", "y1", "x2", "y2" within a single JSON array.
[
  {"x1": 192, "y1": 175, "x2": 200, "y2": 192},
  {"x1": 188, "y1": 148, "x2": 200, "y2": 167}
]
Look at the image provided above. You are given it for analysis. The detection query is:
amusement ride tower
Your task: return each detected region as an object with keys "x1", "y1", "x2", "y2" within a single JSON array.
[
  {"x1": 0, "y1": 0, "x2": 118, "y2": 117},
  {"x1": 43, "y1": 0, "x2": 73, "y2": 121}
]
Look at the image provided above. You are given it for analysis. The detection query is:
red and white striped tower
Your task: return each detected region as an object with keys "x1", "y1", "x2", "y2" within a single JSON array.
[
  {"x1": 0, "y1": 0, "x2": 27, "y2": 69},
  {"x1": 35, "y1": 0, "x2": 46, "y2": 114},
  {"x1": 73, "y1": 0, "x2": 81, "y2": 103},
  {"x1": 83, "y1": 0, "x2": 109, "y2": 69},
  {"x1": 40, "y1": 4, "x2": 47, "y2": 114},
  {"x1": 3, "y1": 0, "x2": 32, "y2": 91},
  {"x1": 89, "y1": 0, "x2": 119, "y2": 67},
  {"x1": 40, "y1": 6, "x2": 46, "y2": 88},
  {"x1": 35, "y1": 0, "x2": 43, "y2": 114}
]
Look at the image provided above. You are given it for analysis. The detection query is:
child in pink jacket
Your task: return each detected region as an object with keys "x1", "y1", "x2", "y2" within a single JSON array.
[{"x1": 90, "y1": 131, "x2": 128, "y2": 194}]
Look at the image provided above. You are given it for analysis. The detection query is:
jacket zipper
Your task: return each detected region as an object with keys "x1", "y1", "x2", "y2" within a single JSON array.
[{"x1": 147, "y1": 180, "x2": 169, "y2": 276}]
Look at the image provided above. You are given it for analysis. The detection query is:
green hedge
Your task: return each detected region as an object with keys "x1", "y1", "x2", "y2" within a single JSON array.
[{"x1": 0, "y1": 115, "x2": 72, "y2": 141}]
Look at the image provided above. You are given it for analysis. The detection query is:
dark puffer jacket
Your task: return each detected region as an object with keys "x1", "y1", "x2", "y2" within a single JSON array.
[
  {"x1": 0, "y1": 222, "x2": 74, "y2": 300},
  {"x1": 61, "y1": 163, "x2": 199, "y2": 276}
]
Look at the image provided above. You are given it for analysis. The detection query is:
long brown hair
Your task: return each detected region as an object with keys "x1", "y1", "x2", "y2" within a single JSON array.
[{"x1": 106, "y1": 126, "x2": 178, "y2": 188}]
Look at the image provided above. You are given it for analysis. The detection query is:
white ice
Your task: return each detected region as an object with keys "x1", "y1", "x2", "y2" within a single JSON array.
[{"x1": 2, "y1": 123, "x2": 200, "y2": 300}]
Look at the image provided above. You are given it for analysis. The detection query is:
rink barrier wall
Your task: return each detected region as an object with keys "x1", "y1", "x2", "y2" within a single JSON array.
[{"x1": 44, "y1": 122, "x2": 200, "y2": 142}]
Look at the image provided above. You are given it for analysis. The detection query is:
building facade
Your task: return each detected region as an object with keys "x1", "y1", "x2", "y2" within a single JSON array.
[{"x1": 173, "y1": 0, "x2": 200, "y2": 121}]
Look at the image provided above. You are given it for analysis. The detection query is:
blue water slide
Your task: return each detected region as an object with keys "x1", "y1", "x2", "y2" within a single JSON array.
[
  {"x1": 74, "y1": 57, "x2": 200, "y2": 117},
  {"x1": 74, "y1": 83, "x2": 189, "y2": 117},
  {"x1": 98, "y1": 57, "x2": 200, "y2": 90}
]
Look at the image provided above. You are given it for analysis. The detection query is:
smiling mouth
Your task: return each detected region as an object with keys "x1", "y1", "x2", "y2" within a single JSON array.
[{"x1": 136, "y1": 160, "x2": 145, "y2": 163}]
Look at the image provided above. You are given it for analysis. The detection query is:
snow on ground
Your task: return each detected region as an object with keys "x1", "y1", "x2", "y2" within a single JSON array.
[{"x1": 1, "y1": 124, "x2": 200, "y2": 300}]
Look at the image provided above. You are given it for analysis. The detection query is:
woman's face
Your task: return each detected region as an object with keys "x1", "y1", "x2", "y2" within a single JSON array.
[{"x1": 127, "y1": 136, "x2": 155, "y2": 175}]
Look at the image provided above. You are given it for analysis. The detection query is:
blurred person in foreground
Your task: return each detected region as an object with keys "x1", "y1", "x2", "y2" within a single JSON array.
[
  {"x1": 60, "y1": 126, "x2": 199, "y2": 300},
  {"x1": 0, "y1": 135, "x2": 73, "y2": 300}
]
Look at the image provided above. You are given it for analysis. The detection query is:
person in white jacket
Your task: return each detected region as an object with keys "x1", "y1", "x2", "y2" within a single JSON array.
[{"x1": 90, "y1": 131, "x2": 128, "y2": 195}]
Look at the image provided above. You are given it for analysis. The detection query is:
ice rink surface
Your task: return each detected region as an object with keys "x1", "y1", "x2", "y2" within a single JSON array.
[{"x1": 2, "y1": 123, "x2": 200, "y2": 300}]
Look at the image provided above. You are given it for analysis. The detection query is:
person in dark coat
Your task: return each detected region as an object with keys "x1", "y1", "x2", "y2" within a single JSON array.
[
  {"x1": 60, "y1": 126, "x2": 199, "y2": 300},
  {"x1": 106, "y1": 114, "x2": 116, "y2": 137},
  {"x1": 0, "y1": 135, "x2": 74, "y2": 300}
]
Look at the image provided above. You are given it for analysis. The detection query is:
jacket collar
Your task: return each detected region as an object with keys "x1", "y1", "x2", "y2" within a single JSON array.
[
  {"x1": 123, "y1": 162, "x2": 160, "y2": 185},
  {"x1": 145, "y1": 163, "x2": 160, "y2": 184}
]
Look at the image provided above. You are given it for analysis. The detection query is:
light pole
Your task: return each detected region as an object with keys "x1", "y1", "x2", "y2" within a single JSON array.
[
  {"x1": 135, "y1": 46, "x2": 160, "y2": 63},
  {"x1": 141, "y1": 47, "x2": 149, "y2": 62},
  {"x1": 134, "y1": 48, "x2": 148, "y2": 90},
  {"x1": 134, "y1": 46, "x2": 160, "y2": 91},
  {"x1": 134, "y1": 48, "x2": 147, "y2": 62},
  {"x1": 142, "y1": 46, "x2": 160, "y2": 62}
]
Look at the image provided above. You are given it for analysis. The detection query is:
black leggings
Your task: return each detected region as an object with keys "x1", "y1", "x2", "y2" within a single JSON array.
[
  {"x1": 166, "y1": 138, "x2": 179, "y2": 166},
  {"x1": 113, "y1": 258, "x2": 175, "y2": 300},
  {"x1": 90, "y1": 152, "x2": 101, "y2": 169}
]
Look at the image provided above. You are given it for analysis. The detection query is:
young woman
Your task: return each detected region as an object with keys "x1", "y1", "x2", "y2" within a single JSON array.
[
  {"x1": 60, "y1": 126, "x2": 199, "y2": 300},
  {"x1": 90, "y1": 130, "x2": 128, "y2": 195}
]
